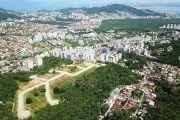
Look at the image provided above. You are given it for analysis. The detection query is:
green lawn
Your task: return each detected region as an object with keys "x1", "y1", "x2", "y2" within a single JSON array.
[
  {"x1": 25, "y1": 85, "x2": 47, "y2": 116},
  {"x1": 57, "y1": 66, "x2": 82, "y2": 73},
  {"x1": 75, "y1": 63, "x2": 88, "y2": 68}
]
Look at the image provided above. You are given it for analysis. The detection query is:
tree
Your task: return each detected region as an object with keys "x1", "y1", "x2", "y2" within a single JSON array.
[
  {"x1": 53, "y1": 69, "x2": 56, "y2": 74},
  {"x1": 53, "y1": 87, "x2": 60, "y2": 94},
  {"x1": 40, "y1": 88, "x2": 46, "y2": 92},
  {"x1": 26, "y1": 98, "x2": 33, "y2": 104},
  {"x1": 101, "y1": 104, "x2": 109, "y2": 115},
  {"x1": 34, "y1": 92, "x2": 39, "y2": 96}
]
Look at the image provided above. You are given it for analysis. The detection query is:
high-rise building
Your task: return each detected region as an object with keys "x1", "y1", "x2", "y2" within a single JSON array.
[
  {"x1": 35, "y1": 55, "x2": 43, "y2": 66},
  {"x1": 24, "y1": 59, "x2": 34, "y2": 69},
  {"x1": 118, "y1": 53, "x2": 122, "y2": 60}
]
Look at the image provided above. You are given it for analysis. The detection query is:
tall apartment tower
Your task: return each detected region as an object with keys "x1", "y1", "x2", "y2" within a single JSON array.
[{"x1": 35, "y1": 55, "x2": 43, "y2": 66}]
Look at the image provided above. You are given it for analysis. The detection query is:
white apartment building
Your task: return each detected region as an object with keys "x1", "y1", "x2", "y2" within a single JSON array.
[
  {"x1": 23, "y1": 59, "x2": 34, "y2": 69},
  {"x1": 35, "y1": 55, "x2": 43, "y2": 66}
]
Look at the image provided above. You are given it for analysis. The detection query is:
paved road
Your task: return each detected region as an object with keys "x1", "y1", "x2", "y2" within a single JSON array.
[{"x1": 17, "y1": 64, "x2": 97, "y2": 119}]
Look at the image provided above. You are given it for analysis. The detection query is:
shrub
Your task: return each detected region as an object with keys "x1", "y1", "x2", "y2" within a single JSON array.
[
  {"x1": 26, "y1": 98, "x2": 33, "y2": 104},
  {"x1": 40, "y1": 88, "x2": 46, "y2": 92},
  {"x1": 59, "y1": 88, "x2": 65, "y2": 93},
  {"x1": 53, "y1": 70, "x2": 56, "y2": 74},
  {"x1": 34, "y1": 92, "x2": 39, "y2": 96},
  {"x1": 53, "y1": 87, "x2": 60, "y2": 94},
  {"x1": 101, "y1": 104, "x2": 109, "y2": 115}
]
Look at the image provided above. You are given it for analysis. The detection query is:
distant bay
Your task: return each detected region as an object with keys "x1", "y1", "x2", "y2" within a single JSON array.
[{"x1": 137, "y1": 7, "x2": 180, "y2": 14}]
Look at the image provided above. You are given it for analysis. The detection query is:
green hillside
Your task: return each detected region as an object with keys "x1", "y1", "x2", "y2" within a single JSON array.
[
  {"x1": 0, "y1": 7, "x2": 21, "y2": 20},
  {"x1": 58, "y1": 4, "x2": 161, "y2": 16}
]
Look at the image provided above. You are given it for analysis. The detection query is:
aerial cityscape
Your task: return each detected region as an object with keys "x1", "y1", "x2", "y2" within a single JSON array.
[{"x1": 0, "y1": 0, "x2": 180, "y2": 120}]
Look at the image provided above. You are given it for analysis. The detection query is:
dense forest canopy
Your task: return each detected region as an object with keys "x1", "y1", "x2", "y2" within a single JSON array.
[{"x1": 95, "y1": 19, "x2": 180, "y2": 33}]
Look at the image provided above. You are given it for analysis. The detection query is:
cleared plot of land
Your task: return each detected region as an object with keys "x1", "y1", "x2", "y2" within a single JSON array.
[
  {"x1": 74, "y1": 63, "x2": 88, "y2": 68},
  {"x1": 51, "y1": 75, "x2": 73, "y2": 87},
  {"x1": 18, "y1": 80, "x2": 43, "y2": 91},
  {"x1": 37, "y1": 73, "x2": 56, "y2": 79},
  {"x1": 24, "y1": 85, "x2": 47, "y2": 116},
  {"x1": 57, "y1": 66, "x2": 82, "y2": 73}
]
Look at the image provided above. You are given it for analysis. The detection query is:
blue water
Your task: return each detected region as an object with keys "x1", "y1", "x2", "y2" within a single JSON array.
[
  {"x1": 153, "y1": 8, "x2": 180, "y2": 14},
  {"x1": 140, "y1": 7, "x2": 180, "y2": 14}
]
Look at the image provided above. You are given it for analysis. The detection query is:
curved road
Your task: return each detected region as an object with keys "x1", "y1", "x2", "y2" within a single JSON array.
[{"x1": 17, "y1": 64, "x2": 97, "y2": 119}]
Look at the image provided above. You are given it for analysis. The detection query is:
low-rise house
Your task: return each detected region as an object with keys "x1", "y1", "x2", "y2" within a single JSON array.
[
  {"x1": 104, "y1": 98, "x2": 113, "y2": 104},
  {"x1": 111, "y1": 100, "x2": 120, "y2": 111}
]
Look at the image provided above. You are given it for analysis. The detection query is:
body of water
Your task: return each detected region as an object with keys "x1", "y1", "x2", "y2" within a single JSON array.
[{"x1": 137, "y1": 7, "x2": 180, "y2": 14}]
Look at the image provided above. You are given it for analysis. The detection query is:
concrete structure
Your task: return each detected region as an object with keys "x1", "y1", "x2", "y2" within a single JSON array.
[
  {"x1": 23, "y1": 59, "x2": 34, "y2": 69},
  {"x1": 35, "y1": 55, "x2": 43, "y2": 66}
]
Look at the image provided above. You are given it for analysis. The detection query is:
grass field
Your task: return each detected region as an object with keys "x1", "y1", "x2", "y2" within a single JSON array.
[
  {"x1": 37, "y1": 73, "x2": 56, "y2": 79},
  {"x1": 74, "y1": 63, "x2": 88, "y2": 68},
  {"x1": 57, "y1": 66, "x2": 82, "y2": 73},
  {"x1": 25, "y1": 85, "x2": 47, "y2": 116}
]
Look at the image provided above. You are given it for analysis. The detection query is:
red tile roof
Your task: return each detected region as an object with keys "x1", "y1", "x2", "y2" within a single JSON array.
[
  {"x1": 123, "y1": 90, "x2": 131, "y2": 95},
  {"x1": 111, "y1": 100, "x2": 120, "y2": 110}
]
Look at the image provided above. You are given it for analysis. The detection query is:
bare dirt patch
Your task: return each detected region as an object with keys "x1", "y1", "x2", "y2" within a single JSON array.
[
  {"x1": 50, "y1": 75, "x2": 71, "y2": 87},
  {"x1": 38, "y1": 74, "x2": 55, "y2": 79},
  {"x1": 84, "y1": 62, "x2": 92, "y2": 67},
  {"x1": 58, "y1": 67, "x2": 70, "y2": 72},
  {"x1": 21, "y1": 80, "x2": 43, "y2": 90}
]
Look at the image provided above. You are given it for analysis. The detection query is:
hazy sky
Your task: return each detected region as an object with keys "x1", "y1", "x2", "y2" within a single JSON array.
[{"x1": 0, "y1": 0, "x2": 180, "y2": 13}]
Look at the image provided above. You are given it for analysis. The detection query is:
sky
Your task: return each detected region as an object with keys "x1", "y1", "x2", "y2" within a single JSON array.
[{"x1": 0, "y1": 0, "x2": 180, "y2": 13}]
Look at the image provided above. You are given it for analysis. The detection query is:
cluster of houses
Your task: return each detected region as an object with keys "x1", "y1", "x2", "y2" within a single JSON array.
[
  {"x1": 147, "y1": 62, "x2": 180, "y2": 84},
  {"x1": 101, "y1": 60, "x2": 180, "y2": 119},
  {"x1": 102, "y1": 80, "x2": 157, "y2": 118}
]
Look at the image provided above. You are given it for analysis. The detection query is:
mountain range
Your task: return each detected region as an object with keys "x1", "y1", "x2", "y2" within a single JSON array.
[
  {"x1": 57, "y1": 4, "x2": 160, "y2": 16},
  {"x1": 0, "y1": 4, "x2": 162, "y2": 20},
  {"x1": 0, "y1": 7, "x2": 21, "y2": 20}
]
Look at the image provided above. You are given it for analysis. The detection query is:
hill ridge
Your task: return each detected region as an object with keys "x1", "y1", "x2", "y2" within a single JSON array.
[{"x1": 57, "y1": 4, "x2": 161, "y2": 16}]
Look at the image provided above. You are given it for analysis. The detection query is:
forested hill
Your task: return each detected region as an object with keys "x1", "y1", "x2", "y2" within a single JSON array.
[
  {"x1": 0, "y1": 7, "x2": 21, "y2": 20},
  {"x1": 58, "y1": 4, "x2": 161, "y2": 16},
  {"x1": 28, "y1": 63, "x2": 142, "y2": 120}
]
